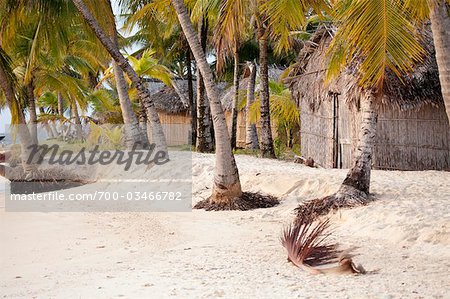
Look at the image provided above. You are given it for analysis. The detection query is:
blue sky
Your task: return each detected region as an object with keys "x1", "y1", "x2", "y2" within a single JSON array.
[{"x1": 0, "y1": 109, "x2": 11, "y2": 131}]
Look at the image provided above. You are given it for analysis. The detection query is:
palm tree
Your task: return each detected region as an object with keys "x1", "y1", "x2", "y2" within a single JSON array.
[
  {"x1": 171, "y1": 0, "x2": 243, "y2": 203},
  {"x1": 215, "y1": 0, "x2": 250, "y2": 150},
  {"x1": 122, "y1": 0, "x2": 214, "y2": 152},
  {"x1": 402, "y1": 0, "x2": 450, "y2": 122},
  {"x1": 214, "y1": 0, "x2": 329, "y2": 157},
  {"x1": 1, "y1": 0, "x2": 111, "y2": 145},
  {"x1": 261, "y1": 0, "x2": 331, "y2": 158},
  {"x1": 257, "y1": 27, "x2": 276, "y2": 158},
  {"x1": 249, "y1": 80, "x2": 299, "y2": 151},
  {"x1": 0, "y1": 47, "x2": 37, "y2": 173},
  {"x1": 322, "y1": 0, "x2": 424, "y2": 203},
  {"x1": 71, "y1": 0, "x2": 168, "y2": 154},
  {"x1": 185, "y1": 48, "x2": 196, "y2": 146},
  {"x1": 195, "y1": 15, "x2": 214, "y2": 153},
  {"x1": 105, "y1": 0, "x2": 146, "y2": 149},
  {"x1": 245, "y1": 61, "x2": 259, "y2": 149}
]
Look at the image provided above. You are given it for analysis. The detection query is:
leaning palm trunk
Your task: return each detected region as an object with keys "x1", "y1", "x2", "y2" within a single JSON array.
[
  {"x1": 245, "y1": 61, "x2": 259, "y2": 150},
  {"x1": 113, "y1": 60, "x2": 146, "y2": 148},
  {"x1": 72, "y1": 0, "x2": 167, "y2": 155},
  {"x1": 295, "y1": 92, "x2": 378, "y2": 221},
  {"x1": 0, "y1": 56, "x2": 37, "y2": 174},
  {"x1": 429, "y1": 0, "x2": 450, "y2": 122},
  {"x1": 230, "y1": 50, "x2": 240, "y2": 150},
  {"x1": 171, "y1": 0, "x2": 242, "y2": 202},
  {"x1": 196, "y1": 16, "x2": 214, "y2": 153},
  {"x1": 258, "y1": 36, "x2": 276, "y2": 158},
  {"x1": 106, "y1": 0, "x2": 149, "y2": 149}
]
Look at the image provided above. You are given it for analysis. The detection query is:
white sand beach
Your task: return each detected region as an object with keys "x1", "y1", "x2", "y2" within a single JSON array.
[{"x1": 0, "y1": 153, "x2": 449, "y2": 298}]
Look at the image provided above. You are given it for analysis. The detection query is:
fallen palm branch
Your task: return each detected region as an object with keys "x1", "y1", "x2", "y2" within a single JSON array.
[{"x1": 281, "y1": 216, "x2": 365, "y2": 275}]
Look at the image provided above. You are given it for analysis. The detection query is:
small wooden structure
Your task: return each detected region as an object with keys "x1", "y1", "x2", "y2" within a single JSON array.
[
  {"x1": 288, "y1": 29, "x2": 450, "y2": 170},
  {"x1": 151, "y1": 83, "x2": 191, "y2": 146}
]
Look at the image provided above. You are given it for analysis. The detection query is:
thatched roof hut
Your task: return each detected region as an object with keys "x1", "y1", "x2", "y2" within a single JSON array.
[
  {"x1": 149, "y1": 80, "x2": 230, "y2": 113},
  {"x1": 146, "y1": 80, "x2": 230, "y2": 146},
  {"x1": 144, "y1": 81, "x2": 192, "y2": 146},
  {"x1": 287, "y1": 28, "x2": 450, "y2": 170}
]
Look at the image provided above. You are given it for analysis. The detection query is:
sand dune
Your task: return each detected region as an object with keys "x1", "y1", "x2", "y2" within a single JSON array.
[{"x1": 0, "y1": 153, "x2": 449, "y2": 298}]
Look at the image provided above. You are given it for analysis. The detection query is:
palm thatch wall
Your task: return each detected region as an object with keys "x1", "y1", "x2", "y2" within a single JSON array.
[{"x1": 287, "y1": 29, "x2": 450, "y2": 171}]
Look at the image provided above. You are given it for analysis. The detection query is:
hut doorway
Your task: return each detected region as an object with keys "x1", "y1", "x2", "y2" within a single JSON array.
[{"x1": 331, "y1": 93, "x2": 342, "y2": 169}]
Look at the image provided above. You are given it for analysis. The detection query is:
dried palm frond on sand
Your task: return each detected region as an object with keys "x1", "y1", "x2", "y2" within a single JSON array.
[{"x1": 281, "y1": 216, "x2": 366, "y2": 275}]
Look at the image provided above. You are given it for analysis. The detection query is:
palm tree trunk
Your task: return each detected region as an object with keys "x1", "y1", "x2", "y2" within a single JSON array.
[
  {"x1": 195, "y1": 16, "x2": 214, "y2": 153},
  {"x1": 113, "y1": 60, "x2": 147, "y2": 147},
  {"x1": 106, "y1": 0, "x2": 148, "y2": 149},
  {"x1": 335, "y1": 92, "x2": 378, "y2": 201},
  {"x1": 428, "y1": 0, "x2": 450, "y2": 122},
  {"x1": 245, "y1": 61, "x2": 259, "y2": 150},
  {"x1": 71, "y1": 101, "x2": 83, "y2": 140},
  {"x1": 72, "y1": 0, "x2": 167, "y2": 154},
  {"x1": 196, "y1": 70, "x2": 214, "y2": 152},
  {"x1": 258, "y1": 36, "x2": 276, "y2": 158},
  {"x1": 171, "y1": 0, "x2": 242, "y2": 202},
  {"x1": 139, "y1": 100, "x2": 148, "y2": 139},
  {"x1": 0, "y1": 54, "x2": 36, "y2": 173},
  {"x1": 230, "y1": 49, "x2": 240, "y2": 150},
  {"x1": 57, "y1": 92, "x2": 64, "y2": 137},
  {"x1": 27, "y1": 81, "x2": 38, "y2": 145},
  {"x1": 186, "y1": 49, "x2": 196, "y2": 147}
]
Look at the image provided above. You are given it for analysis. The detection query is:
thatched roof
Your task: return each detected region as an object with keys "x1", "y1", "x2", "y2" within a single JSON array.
[
  {"x1": 151, "y1": 85, "x2": 189, "y2": 113},
  {"x1": 149, "y1": 80, "x2": 229, "y2": 114},
  {"x1": 287, "y1": 27, "x2": 443, "y2": 112},
  {"x1": 220, "y1": 79, "x2": 247, "y2": 111}
]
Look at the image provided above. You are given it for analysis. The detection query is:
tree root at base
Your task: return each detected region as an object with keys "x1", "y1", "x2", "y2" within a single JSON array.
[
  {"x1": 294, "y1": 185, "x2": 376, "y2": 224},
  {"x1": 194, "y1": 191, "x2": 279, "y2": 211}
]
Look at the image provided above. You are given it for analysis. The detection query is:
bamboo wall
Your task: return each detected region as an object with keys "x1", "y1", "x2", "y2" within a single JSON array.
[
  {"x1": 158, "y1": 112, "x2": 191, "y2": 146},
  {"x1": 300, "y1": 97, "x2": 450, "y2": 170},
  {"x1": 158, "y1": 110, "x2": 268, "y2": 148},
  {"x1": 299, "y1": 99, "x2": 335, "y2": 167},
  {"x1": 372, "y1": 104, "x2": 450, "y2": 170}
]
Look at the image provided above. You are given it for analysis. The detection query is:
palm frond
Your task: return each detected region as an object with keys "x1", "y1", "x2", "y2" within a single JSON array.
[
  {"x1": 281, "y1": 216, "x2": 365, "y2": 274},
  {"x1": 326, "y1": 0, "x2": 425, "y2": 90},
  {"x1": 262, "y1": 0, "x2": 330, "y2": 53}
]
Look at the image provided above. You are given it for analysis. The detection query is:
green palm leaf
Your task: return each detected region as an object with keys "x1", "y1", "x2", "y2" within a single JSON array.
[{"x1": 326, "y1": 0, "x2": 425, "y2": 90}]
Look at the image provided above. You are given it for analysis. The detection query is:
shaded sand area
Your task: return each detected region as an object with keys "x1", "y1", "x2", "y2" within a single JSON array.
[{"x1": 1, "y1": 153, "x2": 449, "y2": 298}]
